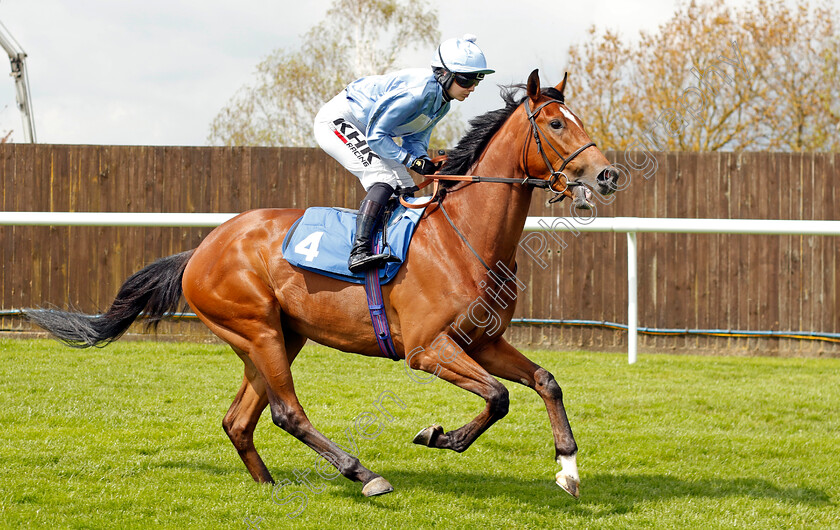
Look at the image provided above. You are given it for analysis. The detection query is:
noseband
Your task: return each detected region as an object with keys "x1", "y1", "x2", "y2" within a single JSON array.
[{"x1": 523, "y1": 98, "x2": 596, "y2": 203}]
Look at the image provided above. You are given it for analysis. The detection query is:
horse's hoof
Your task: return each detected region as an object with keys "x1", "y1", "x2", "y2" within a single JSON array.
[
  {"x1": 412, "y1": 424, "x2": 443, "y2": 447},
  {"x1": 362, "y1": 477, "x2": 393, "y2": 497},
  {"x1": 556, "y1": 471, "x2": 580, "y2": 499}
]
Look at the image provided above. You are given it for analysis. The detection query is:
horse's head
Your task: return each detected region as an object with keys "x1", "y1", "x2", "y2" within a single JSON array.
[{"x1": 522, "y1": 69, "x2": 618, "y2": 207}]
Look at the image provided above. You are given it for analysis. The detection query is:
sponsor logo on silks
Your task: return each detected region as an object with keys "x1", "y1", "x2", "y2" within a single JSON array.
[{"x1": 330, "y1": 119, "x2": 380, "y2": 167}]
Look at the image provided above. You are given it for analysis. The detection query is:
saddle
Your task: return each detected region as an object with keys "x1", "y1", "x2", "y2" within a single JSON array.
[{"x1": 281, "y1": 196, "x2": 428, "y2": 284}]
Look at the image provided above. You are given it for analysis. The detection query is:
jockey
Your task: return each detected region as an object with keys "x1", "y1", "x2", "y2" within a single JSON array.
[{"x1": 314, "y1": 34, "x2": 494, "y2": 273}]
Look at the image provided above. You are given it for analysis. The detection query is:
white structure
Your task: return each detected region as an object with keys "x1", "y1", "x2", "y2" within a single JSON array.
[
  {"x1": 1, "y1": 213, "x2": 839, "y2": 363},
  {"x1": 523, "y1": 217, "x2": 840, "y2": 363},
  {"x1": 0, "y1": 20, "x2": 35, "y2": 143}
]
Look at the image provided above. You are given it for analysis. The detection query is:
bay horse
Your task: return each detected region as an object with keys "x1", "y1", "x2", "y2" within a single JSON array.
[{"x1": 26, "y1": 69, "x2": 619, "y2": 499}]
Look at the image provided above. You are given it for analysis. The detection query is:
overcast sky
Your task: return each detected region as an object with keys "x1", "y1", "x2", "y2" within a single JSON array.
[{"x1": 0, "y1": 0, "x2": 756, "y2": 146}]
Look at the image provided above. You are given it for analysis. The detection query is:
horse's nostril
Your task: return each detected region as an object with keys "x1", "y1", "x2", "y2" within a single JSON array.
[
  {"x1": 597, "y1": 169, "x2": 611, "y2": 183},
  {"x1": 598, "y1": 168, "x2": 619, "y2": 184},
  {"x1": 595, "y1": 168, "x2": 620, "y2": 194}
]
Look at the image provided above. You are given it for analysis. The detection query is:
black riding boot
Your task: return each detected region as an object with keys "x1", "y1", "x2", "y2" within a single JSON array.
[{"x1": 348, "y1": 199, "x2": 396, "y2": 273}]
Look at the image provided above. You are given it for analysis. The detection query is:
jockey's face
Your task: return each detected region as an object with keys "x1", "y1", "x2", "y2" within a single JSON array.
[{"x1": 447, "y1": 81, "x2": 477, "y2": 102}]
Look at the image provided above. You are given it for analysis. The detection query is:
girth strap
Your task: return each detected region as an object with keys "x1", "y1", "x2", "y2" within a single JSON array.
[
  {"x1": 364, "y1": 267, "x2": 400, "y2": 361},
  {"x1": 363, "y1": 215, "x2": 400, "y2": 361}
]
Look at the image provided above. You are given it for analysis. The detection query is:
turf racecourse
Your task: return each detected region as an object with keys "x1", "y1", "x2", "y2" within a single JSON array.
[{"x1": 0, "y1": 338, "x2": 838, "y2": 529}]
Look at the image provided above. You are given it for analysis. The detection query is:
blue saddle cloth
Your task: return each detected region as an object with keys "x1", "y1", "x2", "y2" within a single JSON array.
[{"x1": 281, "y1": 197, "x2": 427, "y2": 284}]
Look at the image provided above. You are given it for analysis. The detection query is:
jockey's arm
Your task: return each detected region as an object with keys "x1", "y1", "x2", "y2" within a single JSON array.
[
  {"x1": 365, "y1": 90, "x2": 429, "y2": 166},
  {"x1": 401, "y1": 125, "x2": 437, "y2": 163}
]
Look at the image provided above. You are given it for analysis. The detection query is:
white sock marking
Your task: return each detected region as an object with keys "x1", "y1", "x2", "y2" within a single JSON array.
[{"x1": 558, "y1": 454, "x2": 579, "y2": 481}]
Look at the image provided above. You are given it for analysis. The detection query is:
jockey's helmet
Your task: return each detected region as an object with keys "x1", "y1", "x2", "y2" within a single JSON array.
[{"x1": 431, "y1": 34, "x2": 495, "y2": 80}]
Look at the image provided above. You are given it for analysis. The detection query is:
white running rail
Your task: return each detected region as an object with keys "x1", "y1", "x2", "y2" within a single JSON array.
[{"x1": 2, "y1": 212, "x2": 839, "y2": 363}]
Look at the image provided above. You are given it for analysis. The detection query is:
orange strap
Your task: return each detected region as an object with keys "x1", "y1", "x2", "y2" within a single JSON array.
[
  {"x1": 396, "y1": 153, "x2": 576, "y2": 208},
  {"x1": 397, "y1": 172, "x2": 576, "y2": 208},
  {"x1": 398, "y1": 173, "x2": 485, "y2": 209},
  {"x1": 399, "y1": 153, "x2": 449, "y2": 209},
  {"x1": 399, "y1": 179, "x2": 440, "y2": 209}
]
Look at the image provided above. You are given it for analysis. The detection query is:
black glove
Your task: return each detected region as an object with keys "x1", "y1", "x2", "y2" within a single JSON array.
[
  {"x1": 397, "y1": 185, "x2": 419, "y2": 199},
  {"x1": 408, "y1": 157, "x2": 439, "y2": 175}
]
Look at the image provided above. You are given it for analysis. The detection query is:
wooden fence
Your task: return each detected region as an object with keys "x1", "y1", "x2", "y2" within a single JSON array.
[{"x1": 1, "y1": 144, "x2": 837, "y2": 356}]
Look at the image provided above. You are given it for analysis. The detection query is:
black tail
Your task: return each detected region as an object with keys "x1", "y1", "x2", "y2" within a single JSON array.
[{"x1": 24, "y1": 250, "x2": 195, "y2": 348}]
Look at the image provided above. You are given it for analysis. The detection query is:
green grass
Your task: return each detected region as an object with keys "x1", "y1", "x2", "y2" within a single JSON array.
[{"x1": 0, "y1": 338, "x2": 838, "y2": 529}]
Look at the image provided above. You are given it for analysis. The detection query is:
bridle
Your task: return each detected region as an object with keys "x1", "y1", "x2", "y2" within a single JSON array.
[
  {"x1": 522, "y1": 97, "x2": 596, "y2": 203},
  {"x1": 400, "y1": 95, "x2": 597, "y2": 208},
  {"x1": 396, "y1": 94, "x2": 598, "y2": 280}
]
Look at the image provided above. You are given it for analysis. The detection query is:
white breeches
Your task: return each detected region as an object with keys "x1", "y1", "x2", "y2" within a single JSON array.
[{"x1": 314, "y1": 93, "x2": 415, "y2": 191}]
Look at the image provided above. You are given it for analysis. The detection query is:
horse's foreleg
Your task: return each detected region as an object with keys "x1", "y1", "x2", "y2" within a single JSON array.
[
  {"x1": 470, "y1": 338, "x2": 580, "y2": 498},
  {"x1": 407, "y1": 333, "x2": 510, "y2": 453}
]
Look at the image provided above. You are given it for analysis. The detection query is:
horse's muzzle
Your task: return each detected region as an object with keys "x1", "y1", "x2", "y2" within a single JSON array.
[{"x1": 597, "y1": 167, "x2": 619, "y2": 195}]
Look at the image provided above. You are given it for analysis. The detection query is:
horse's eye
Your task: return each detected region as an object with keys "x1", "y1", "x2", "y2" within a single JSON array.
[{"x1": 550, "y1": 120, "x2": 563, "y2": 130}]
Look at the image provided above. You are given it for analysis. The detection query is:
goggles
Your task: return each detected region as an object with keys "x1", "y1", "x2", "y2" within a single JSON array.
[{"x1": 453, "y1": 72, "x2": 484, "y2": 88}]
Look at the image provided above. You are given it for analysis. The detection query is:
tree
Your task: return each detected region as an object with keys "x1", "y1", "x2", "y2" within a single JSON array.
[
  {"x1": 208, "y1": 0, "x2": 464, "y2": 149},
  {"x1": 566, "y1": 0, "x2": 840, "y2": 152}
]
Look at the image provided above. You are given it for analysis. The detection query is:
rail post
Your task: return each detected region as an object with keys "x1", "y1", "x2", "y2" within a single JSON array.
[{"x1": 627, "y1": 231, "x2": 638, "y2": 364}]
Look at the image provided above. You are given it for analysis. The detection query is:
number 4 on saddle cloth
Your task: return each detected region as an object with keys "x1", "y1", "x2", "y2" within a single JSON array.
[
  {"x1": 281, "y1": 196, "x2": 428, "y2": 283},
  {"x1": 282, "y1": 197, "x2": 429, "y2": 362}
]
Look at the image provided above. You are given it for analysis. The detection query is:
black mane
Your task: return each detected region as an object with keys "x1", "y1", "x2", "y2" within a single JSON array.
[{"x1": 437, "y1": 85, "x2": 564, "y2": 186}]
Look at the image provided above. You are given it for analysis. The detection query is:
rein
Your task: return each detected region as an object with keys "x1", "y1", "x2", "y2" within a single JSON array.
[
  {"x1": 438, "y1": 200, "x2": 517, "y2": 284},
  {"x1": 399, "y1": 97, "x2": 596, "y2": 209},
  {"x1": 398, "y1": 174, "x2": 556, "y2": 209}
]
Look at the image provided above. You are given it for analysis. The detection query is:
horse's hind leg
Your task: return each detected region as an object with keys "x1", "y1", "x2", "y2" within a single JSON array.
[
  {"x1": 223, "y1": 330, "x2": 307, "y2": 483},
  {"x1": 202, "y1": 311, "x2": 392, "y2": 497},
  {"x1": 223, "y1": 352, "x2": 273, "y2": 483},
  {"x1": 470, "y1": 338, "x2": 580, "y2": 498},
  {"x1": 251, "y1": 328, "x2": 393, "y2": 497}
]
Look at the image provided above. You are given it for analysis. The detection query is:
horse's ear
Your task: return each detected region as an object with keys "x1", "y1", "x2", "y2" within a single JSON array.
[
  {"x1": 527, "y1": 69, "x2": 541, "y2": 103},
  {"x1": 556, "y1": 72, "x2": 569, "y2": 100}
]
